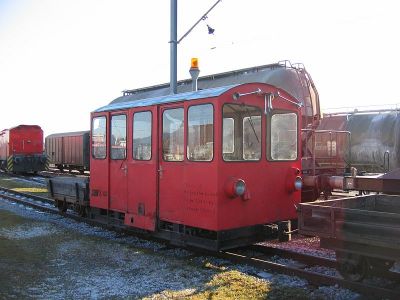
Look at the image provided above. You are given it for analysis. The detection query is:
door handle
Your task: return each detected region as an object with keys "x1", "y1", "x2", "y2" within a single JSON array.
[
  {"x1": 121, "y1": 164, "x2": 128, "y2": 176},
  {"x1": 157, "y1": 165, "x2": 163, "y2": 178}
]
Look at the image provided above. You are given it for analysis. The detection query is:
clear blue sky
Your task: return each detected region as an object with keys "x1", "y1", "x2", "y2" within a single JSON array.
[{"x1": 1, "y1": 0, "x2": 399, "y2": 135}]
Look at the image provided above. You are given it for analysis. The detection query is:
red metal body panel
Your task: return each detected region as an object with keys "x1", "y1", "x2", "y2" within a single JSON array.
[
  {"x1": 1, "y1": 125, "x2": 43, "y2": 156},
  {"x1": 157, "y1": 84, "x2": 301, "y2": 231},
  {"x1": 90, "y1": 83, "x2": 301, "y2": 233}
]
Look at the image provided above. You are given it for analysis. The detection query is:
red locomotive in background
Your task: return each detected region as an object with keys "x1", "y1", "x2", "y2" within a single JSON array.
[{"x1": 0, "y1": 125, "x2": 48, "y2": 173}]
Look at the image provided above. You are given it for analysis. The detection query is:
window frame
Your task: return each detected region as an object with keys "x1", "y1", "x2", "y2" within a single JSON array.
[
  {"x1": 221, "y1": 103, "x2": 263, "y2": 162},
  {"x1": 132, "y1": 110, "x2": 152, "y2": 161},
  {"x1": 162, "y1": 107, "x2": 185, "y2": 162},
  {"x1": 91, "y1": 115, "x2": 107, "y2": 160},
  {"x1": 110, "y1": 113, "x2": 127, "y2": 160},
  {"x1": 186, "y1": 103, "x2": 214, "y2": 162},
  {"x1": 267, "y1": 110, "x2": 299, "y2": 162}
]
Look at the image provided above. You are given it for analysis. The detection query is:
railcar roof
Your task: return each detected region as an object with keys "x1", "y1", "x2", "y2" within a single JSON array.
[
  {"x1": 94, "y1": 84, "x2": 238, "y2": 113},
  {"x1": 46, "y1": 130, "x2": 90, "y2": 139},
  {"x1": 1, "y1": 125, "x2": 42, "y2": 132}
]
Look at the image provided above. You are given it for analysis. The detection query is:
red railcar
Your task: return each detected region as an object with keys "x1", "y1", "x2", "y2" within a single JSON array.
[
  {"x1": 0, "y1": 125, "x2": 47, "y2": 173},
  {"x1": 45, "y1": 131, "x2": 90, "y2": 173},
  {"x1": 48, "y1": 61, "x2": 348, "y2": 249},
  {"x1": 88, "y1": 82, "x2": 302, "y2": 249}
]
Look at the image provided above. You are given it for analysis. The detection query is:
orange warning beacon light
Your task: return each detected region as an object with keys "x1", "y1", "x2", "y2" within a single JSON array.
[{"x1": 191, "y1": 57, "x2": 199, "y2": 69}]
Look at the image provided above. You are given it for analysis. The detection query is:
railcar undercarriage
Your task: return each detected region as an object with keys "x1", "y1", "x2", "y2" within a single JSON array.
[{"x1": 47, "y1": 175, "x2": 294, "y2": 250}]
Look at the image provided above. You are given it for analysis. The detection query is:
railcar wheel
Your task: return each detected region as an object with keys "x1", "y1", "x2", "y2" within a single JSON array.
[
  {"x1": 78, "y1": 205, "x2": 88, "y2": 217},
  {"x1": 72, "y1": 202, "x2": 89, "y2": 217},
  {"x1": 368, "y1": 257, "x2": 395, "y2": 273},
  {"x1": 336, "y1": 251, "x2": 368, "y2": 282},
  {"x1": 323, "y1": 189, "x2": 332, "y2": 200},
  {"x1": 56, "y1": 200, "x2": 67, "y2": 213},
  {"x1": 358, "y1": 190, "x2": 370, "y2": 196}
]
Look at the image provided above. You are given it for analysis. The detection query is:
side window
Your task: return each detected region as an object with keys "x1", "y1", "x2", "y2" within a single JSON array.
[
  {"x1": 111, "y1": 114, "x2": 127, "y2": 160},
  {"x1": 163, "y1": 108, "x2": 184, "y2": 161},
  {"x1": 222, "y1": 104, "x2": 262, "y2": 161},
  {"x1": 243, "y1": 116, "x2": 261, "y2": 160},
  {"x1": 133, "y1": 111, "x2": 152, "y2": 160},
  {"x1": 187, "y1": 104, "x2": 213, "y2": 161},
  {"x1": 270, "y1": 112, "x2": 297, "y2": 160},
  {"x1": 92, "y1": 116, "x2": 107, "y2": 159},
  {"x1": 223, "y1": 118, "x2": 234, "y2": 154}
]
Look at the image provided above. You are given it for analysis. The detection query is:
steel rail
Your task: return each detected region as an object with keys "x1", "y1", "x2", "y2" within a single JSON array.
[
  {"x1": 217, "y1": 250, "x2": 400, "y2": 300},
  {"x1": 248, "y1": 244, "x2": 337, "y2": 268}
]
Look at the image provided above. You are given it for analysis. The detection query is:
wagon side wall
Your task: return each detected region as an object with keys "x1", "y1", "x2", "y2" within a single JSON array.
[{"x1": 298, "y1": 194, "x2": 400, "y2": 253}]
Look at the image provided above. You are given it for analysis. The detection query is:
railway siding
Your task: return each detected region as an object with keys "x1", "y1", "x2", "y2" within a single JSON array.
[{"x1": 0, "y1": 191, "x2": 357, "y2": 299}]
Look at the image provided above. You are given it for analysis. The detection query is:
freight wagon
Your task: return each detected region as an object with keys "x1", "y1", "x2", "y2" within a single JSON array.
[
  {"x1": 298, "y1": 194, "x2": 400, "y2": 281},
  {"x1": 45, "y1": 131, "x2": 90, "y2": 173},
  {"x1": 0, "y1": 125, "x2": 47, "y2": 173}
]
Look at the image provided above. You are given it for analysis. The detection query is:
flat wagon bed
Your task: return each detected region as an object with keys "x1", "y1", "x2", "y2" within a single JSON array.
[{"x1": 298, "y1": 194, "x2": 400, "y2": 280}]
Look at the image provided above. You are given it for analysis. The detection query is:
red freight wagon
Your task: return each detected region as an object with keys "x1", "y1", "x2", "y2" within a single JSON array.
[
  {"x1": 45, "y1": 131, "x2": 90, "y2": 173},
  {"x1": 89, "y1": 83, "x2": 303, "y2": 250},
  {"x1": 0, "y1": 125, "x2": 47, "y2": 173}
]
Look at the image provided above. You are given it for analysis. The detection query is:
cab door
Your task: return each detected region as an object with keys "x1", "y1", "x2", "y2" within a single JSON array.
[
  {"x1": 126, "y1": 106, "x2": 158, "y2": 231},
  {"x1": 158, "y1": 105, "x2": 186, "y2": 224},
  {"x1": 109, "y1": 113, "x2": 128, "y2": 212},
  {"x1": 90, "y1": 114, "x2": 109, "y2": 210}
]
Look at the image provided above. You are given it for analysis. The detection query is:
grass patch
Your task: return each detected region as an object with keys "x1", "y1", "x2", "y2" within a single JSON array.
[
  {"x1": 145, "y1": 270, "x2": 270, "y2": 299},
  {"x1": 145, "y1": 270, "x2": 310, "y2": 299},
  {"x1": 12, "y1": 187, "x2": 48, "y2": 193},
  {"x1": 196, "y1": 270, "x2": 271, "y2": 299},
  {"x1": 0, "y1": 177, "x2": 49, "y2": 198}
]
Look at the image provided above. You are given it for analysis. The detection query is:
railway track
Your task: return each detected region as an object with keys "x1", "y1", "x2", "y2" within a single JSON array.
[
  {"x1": 40, "y1": 168, "x2": 89, "y2": 177},
  {"x1": 0, "y1": 187, "x2": 399, "y2": 299}
]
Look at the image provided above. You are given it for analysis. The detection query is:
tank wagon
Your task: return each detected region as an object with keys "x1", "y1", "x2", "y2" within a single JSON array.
[
  {"x1": 0, "y1": 125, "x2": 47, "y2": 173},
  {"x1": 119, "y1": 61, "x2": 349, "y2": 201},
  {"x1": 45, "y1": 131, "x2": 90, "y2": 173},
  {"x1": 319, "y1": 111, "x2": 400, "y2": 173}
]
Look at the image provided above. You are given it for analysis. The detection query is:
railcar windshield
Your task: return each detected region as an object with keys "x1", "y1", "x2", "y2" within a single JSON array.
[
  {"x1": 92, "y1": 116, "x2": 107, "y2": 159},
  {"x1": 270, "y1": 112, "x2": 297, "y2": 160},
  {"x1": 222, "y1": 104, "x2": 261, "y2": 161}
]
